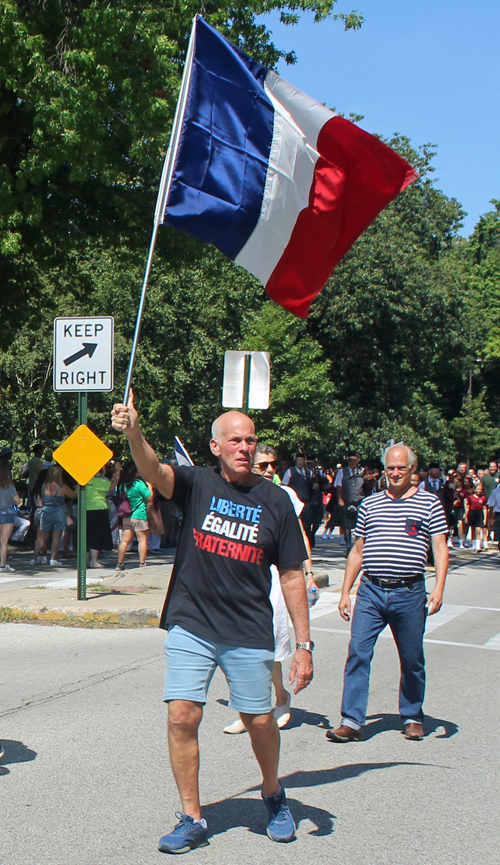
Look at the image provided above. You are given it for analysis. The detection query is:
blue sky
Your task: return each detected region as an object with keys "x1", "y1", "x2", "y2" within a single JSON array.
[{"x1": 260, "y1": 1, "x2": 499, "y2": 236}]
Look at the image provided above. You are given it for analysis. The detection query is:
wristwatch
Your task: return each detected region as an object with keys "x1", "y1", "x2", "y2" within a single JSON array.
[{"x1": 296, "y1": 641, "x2": 314, "y2": 652}]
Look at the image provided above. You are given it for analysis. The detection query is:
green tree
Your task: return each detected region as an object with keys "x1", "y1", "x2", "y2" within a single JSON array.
[{"x1": 450, "y1": 390, "x2": 500, "y2": 466}]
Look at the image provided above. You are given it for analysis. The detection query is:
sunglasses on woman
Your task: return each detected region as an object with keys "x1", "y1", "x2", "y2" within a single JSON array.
[{"x1": 256, "y1": 460, "x2": 277, "y2": 470}]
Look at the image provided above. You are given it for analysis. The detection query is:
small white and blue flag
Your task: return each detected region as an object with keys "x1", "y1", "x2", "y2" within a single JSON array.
[{"x1": 174, "y1": 435, "x2": 194, "y2": 467}]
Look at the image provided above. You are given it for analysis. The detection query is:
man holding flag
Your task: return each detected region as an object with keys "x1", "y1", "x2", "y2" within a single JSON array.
[
  {"x1": 112, "y1": 11, "x2": 418, "y2": 855},
  {"x1": 111, "y1": 395, "x2": 313, "y2": 852}
]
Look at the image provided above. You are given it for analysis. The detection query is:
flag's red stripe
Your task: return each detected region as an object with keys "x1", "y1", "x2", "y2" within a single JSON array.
[{"x1": 265, "y1": 115, "x2": 418, "y2": 318}]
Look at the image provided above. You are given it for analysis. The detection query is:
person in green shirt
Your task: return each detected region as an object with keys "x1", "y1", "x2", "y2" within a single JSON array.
[
  {"x1": 116, "y1": 461, "x2": 153, "y2": 570},
  {"x1": 86, "y1": 462, "x2": 121, "y2": 568}
]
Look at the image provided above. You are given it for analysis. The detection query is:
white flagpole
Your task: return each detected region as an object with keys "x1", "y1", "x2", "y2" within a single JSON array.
[{"x1": 123, "y1": 16, "x2": 198, "y2": 404}]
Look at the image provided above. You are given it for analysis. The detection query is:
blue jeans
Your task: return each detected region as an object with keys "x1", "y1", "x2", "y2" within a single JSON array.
[{"x1": 341, "y1": 577, "x2": 427, "y2": 727}]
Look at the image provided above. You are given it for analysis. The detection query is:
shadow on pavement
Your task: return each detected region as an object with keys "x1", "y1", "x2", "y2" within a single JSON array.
[
  {"x1": 205, "y1": 759, "x2": 451, "y2": 838},
  {"x1": 286, "y1": 707, "x2": 331, "y2": 730},
  {"x1": 363, "y1": 713, "x2": 459, "y2": 740},
  {"x1": 448, "y1": 554, "x2": 499, "y2": 572},
  {"x1": 203, "y1": 794, "x2": 335, "y2": 838},
  {"x1": 0, "y1": 740, "x2": 37, "y2": 776}
]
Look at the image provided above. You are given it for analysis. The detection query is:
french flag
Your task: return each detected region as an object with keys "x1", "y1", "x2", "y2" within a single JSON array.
[{"x1": 161, "y1": 16, "x2": 417, "y2": 319}]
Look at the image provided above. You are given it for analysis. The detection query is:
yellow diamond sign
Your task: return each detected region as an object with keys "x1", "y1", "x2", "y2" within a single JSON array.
[{"x1": 53, "y1": 425, "x2": 113, "y2": 486}]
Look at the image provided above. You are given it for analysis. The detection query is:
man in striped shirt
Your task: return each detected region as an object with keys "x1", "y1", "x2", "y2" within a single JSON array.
[{"x1": 327, "y1": 444, "x2": 448, "y2": 743}]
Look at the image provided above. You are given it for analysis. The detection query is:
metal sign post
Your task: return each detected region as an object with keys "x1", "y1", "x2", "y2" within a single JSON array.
[
  {"x1": 53, "y1": 316, "x2": 115, "y2": 602},
  {"x1": 242, "y1": 353, "x2": 252, "y2": 413},
  {"x1": 77, "y1": 393, "x2": 88, "y2": 600}
]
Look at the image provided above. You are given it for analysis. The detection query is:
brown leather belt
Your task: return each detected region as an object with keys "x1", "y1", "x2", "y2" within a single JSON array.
[{"x1": 364, "y1": 573, "x2": 424, "y2": 588}]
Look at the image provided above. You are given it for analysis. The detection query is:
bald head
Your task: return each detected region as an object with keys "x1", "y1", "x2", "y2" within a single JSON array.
[{"x1": 211, "y1": 411, "x2": 255, "y2": 442}]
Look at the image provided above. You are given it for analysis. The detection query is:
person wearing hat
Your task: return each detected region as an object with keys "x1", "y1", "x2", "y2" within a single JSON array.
[
  {"x1": 419, "y1": 463, "x2": 455, "y2": 549},
  {"x1": 419, "y1": 463, "x2": 444, "y2": 497}
]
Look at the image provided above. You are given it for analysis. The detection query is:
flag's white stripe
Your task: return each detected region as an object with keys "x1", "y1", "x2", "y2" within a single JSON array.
[
  {"x1": 266, "y1": 71, "x2": 334, "y2": 144},
  {"x1": 235, "y1": 71, "x2": 332, "y2": 284}
]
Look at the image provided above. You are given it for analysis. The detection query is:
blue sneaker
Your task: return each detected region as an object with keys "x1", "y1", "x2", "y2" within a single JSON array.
[
  {"x1": 262, "y1": 785, "x2": 296, "y2": 842},
  {"x1": 158, "y1": 813, "x2": 209, "y2": 854}
]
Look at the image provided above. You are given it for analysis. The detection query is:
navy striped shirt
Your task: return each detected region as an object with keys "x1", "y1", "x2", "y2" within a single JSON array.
[{"x1": 354, "y1": 489, "x2": 448, "y2": 578}]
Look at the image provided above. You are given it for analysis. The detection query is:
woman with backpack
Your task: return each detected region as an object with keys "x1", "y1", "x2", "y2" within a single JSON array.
[{"x1": 115, "y1": 461, "x2": 153, "y2": 571}]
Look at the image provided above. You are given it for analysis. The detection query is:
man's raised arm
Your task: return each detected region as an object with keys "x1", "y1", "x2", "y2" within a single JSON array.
[{"x1": 111, "y1": 390, "x2": 175, "y2": 499}]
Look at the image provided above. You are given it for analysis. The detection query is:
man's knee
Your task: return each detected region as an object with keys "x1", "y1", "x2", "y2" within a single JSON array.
[
  {"x1": 240, "y1": 711, "x2": 275, "y2": 734},
  {"x1": 347, "y1": 633, "x2": 378, "y2": 663},
  {"x1": 168, "y1": 700, "x2": 203, "y2": 735}
]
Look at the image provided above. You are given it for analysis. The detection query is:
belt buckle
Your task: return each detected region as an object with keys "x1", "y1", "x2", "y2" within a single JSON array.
[{"x1": 379, "y1": 578, "x2": 399, "y2": 588}]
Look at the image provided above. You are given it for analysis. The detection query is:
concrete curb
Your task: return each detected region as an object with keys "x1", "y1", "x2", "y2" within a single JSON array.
[{"x1": 0, "y1": 604, "x2": 161, "y2": 627}]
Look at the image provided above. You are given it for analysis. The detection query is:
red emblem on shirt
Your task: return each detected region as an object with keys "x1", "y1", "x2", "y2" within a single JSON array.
[{"x1": 405, "y1": 518, "x2": 423, "y2": 537}]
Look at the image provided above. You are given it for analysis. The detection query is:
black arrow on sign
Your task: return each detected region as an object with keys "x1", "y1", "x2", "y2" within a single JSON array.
[{"x1": 63, "y1": 343, "x2": 98, "y2": 366}]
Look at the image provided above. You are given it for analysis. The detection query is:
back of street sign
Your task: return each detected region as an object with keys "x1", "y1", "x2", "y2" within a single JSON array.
[{"x1": 53, "y1": 316, "x2": 114, "y2": 392}]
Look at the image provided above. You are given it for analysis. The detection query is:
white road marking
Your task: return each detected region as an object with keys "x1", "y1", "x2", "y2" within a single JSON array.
[
  {"x1": 309, "y1": 598, "x2": 500, "y2": 652},
  {"x1": 466, "y1": 606, "x2": 500, "y2": 612},
  {"x1": 483, "y1": 631, "x2": 500, "y2": 650},
  {"x1": 309, "y1": 626, "x2": 500, "y2": 651},
  {"x1": 0, "y1": 576, "x2": 20, "y2": 584},
  {"x1": 424, "y1": 604, "x2": 469, "y2": 634},
  {"x1": 309, "y1": 598, "x2": 498, "y2": 634}
]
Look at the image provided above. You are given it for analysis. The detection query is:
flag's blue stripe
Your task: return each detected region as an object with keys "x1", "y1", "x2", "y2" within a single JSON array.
[{"x1": 163, "y1": 17, "x2": 274, "y2": 260}]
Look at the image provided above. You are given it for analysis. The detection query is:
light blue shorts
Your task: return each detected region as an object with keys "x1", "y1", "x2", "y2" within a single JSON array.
[{"x1": 164, "y1": 625, "x2": 274, "y2": 714}]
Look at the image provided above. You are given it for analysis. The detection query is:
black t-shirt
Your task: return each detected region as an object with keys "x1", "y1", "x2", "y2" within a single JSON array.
[{"x1": 160, "y1": 466, "x2": 307, "y2": 650}]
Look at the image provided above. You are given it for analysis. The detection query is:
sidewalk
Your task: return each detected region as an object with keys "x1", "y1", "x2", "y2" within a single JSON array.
[{"x1": 0, "y1": 546, "x2": 177, "y2": 626}]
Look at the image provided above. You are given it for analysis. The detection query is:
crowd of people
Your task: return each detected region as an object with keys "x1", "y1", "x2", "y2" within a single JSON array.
[
  {"x1": 1, "y1": 440, "x2": 499, "y2": 574},
  {"x1": 0, "y1": 443, "x2": 183, "y2": 572},
  {"x1": 279, "y1": 452, "x2": 500, "y2": 557}
]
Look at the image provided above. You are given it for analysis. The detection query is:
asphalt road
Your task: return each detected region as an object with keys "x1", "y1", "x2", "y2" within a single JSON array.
[{"x1": 1, "y1": 555, "x2": 499, "y2": 865}]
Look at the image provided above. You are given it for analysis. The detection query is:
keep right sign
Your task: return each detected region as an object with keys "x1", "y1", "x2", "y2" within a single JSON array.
[{"x1": 53, "y1": 317, "x2": 114, "y2": 392}]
